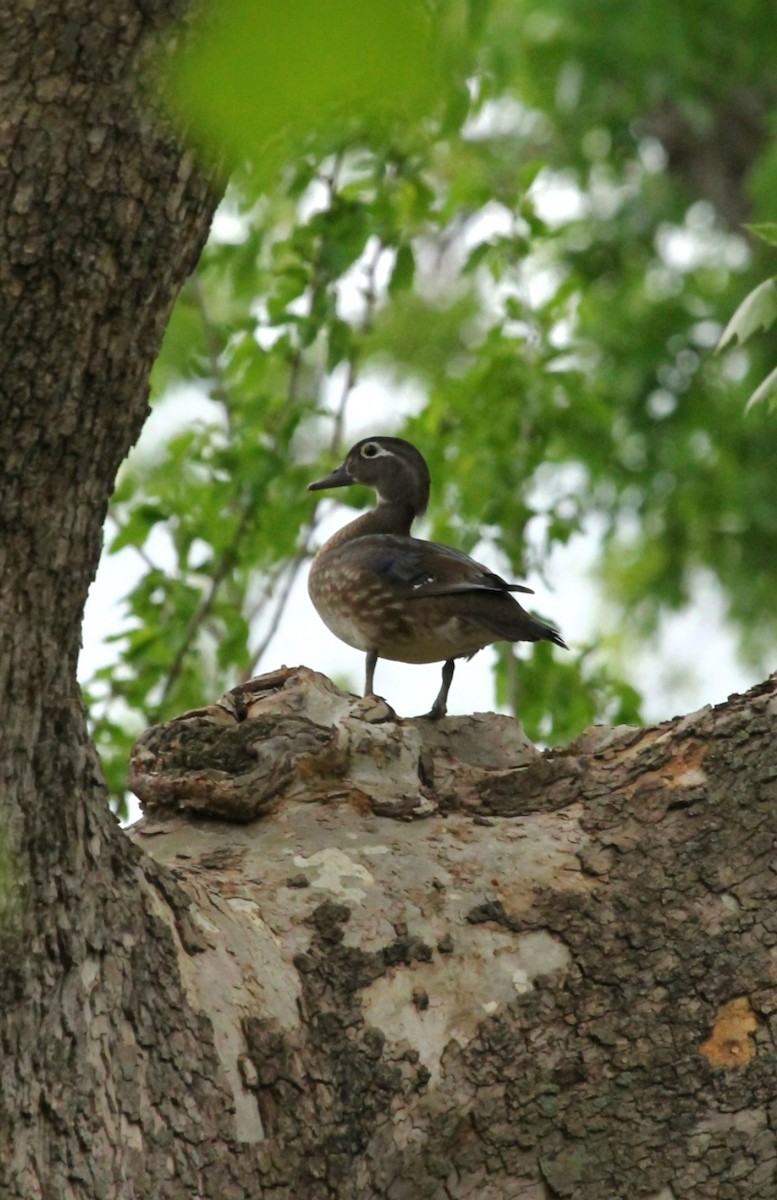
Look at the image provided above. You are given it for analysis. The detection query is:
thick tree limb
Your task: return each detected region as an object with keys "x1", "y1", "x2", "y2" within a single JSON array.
[{"x1": 122, "y1": 667, "x2": 777, "y2": 1199}]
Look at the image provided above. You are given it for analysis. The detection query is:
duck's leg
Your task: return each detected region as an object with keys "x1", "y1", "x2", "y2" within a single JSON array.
[
  {"x1": 426, "y1": 658, "x2": 455, "y2": 720},
  {"x1": 364, "y1": 650, "x2": 378, "y2": 697}
]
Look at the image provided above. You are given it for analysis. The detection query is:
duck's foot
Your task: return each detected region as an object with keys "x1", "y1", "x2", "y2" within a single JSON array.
[{"x1": 421, "y1": 658, "x2": 455, "y2": 721}]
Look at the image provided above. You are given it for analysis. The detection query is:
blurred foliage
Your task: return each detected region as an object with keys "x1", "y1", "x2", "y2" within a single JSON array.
[
  {"x1": 717, "y1": 225, "x2": 777, "y2": 410},
  {"x1": 85, "y1": 0, "x2": 777, "y2": 811},
  {"x1": 169, "y1": 0, "x2": 450, "y2": 180}
]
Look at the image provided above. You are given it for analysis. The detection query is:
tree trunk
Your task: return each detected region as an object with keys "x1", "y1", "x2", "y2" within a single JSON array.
[{"x1": 0, "y1": 3, "x2": 219, "y2": 1195}]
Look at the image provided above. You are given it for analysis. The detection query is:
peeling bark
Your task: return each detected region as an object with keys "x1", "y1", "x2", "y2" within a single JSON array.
[{"x1": 122, "y1": 667, "x2": 777, "y2": 1199}]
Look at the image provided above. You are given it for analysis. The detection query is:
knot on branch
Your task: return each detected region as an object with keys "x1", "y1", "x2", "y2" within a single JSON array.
[{"x1": 129, "y1": 665, "x2": 547, "y2": 822}]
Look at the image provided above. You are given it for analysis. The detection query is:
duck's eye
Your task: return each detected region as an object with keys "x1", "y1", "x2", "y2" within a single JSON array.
[{"x1": 361, "y1": 442, "x2": 380, "y2": 458}]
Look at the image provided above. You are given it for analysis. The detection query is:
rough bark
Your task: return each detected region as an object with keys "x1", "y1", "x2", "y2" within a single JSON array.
[
  {"x1": 121, "y1": 666, "x2": 777, "y2": 1199},
  {"x1": 0, "y1": 2, "x2": 219, "y2": 1195}
]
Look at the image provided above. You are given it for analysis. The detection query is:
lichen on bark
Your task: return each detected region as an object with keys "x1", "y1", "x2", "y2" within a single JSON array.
[{"x1": 122, "y1": 666, "x2": 777, "y2": 1200}]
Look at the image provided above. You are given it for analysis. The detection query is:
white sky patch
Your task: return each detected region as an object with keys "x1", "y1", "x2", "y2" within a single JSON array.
[
  {"x1": 463, "y1": 95, "x2": 549, "y2": 143},
  {"x1": 657, "y1": 203, "x2": 750, "y2": 274},
  {"x1": 530, "y1": 170, "x2": 587, "y2": 226}
]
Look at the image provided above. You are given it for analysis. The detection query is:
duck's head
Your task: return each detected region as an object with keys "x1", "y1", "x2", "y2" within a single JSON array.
[{"x1": 309, "y1": 436, "x2": 430, "y2": 515}]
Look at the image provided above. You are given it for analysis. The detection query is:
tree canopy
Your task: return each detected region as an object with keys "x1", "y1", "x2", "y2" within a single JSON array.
[{"x1": 82, "y1": 0, "x2": 777, "y2": 805}]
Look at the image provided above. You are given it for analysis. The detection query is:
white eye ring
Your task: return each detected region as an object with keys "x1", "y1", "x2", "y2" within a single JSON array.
[{"x1": 361, "y1": 442, "x2": 391, "y2": 459}]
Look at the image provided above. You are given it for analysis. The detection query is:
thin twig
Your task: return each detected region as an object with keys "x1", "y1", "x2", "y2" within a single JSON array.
[
  {"x1": 242, "y1": 552, "x2": 308, "y2": 679},
  {"x1": 159, "y1": 501, "x2": 256, "y2": 706},
  {"x1": 242, "y1": 559, "x2": 288, "y2": 626},
  {"x1": 329, "y1": 357, "x2": 357, "y2": 452}
]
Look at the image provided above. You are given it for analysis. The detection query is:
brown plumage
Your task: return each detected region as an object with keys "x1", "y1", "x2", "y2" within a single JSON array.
[{"x1": 308, "y1": 436, "x2": 567, "y2": 718}]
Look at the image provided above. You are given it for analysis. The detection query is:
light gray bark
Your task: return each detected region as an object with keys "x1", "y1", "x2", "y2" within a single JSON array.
[{"x1": 123, "y1": 666, "x2": 777, "y2": 1200}]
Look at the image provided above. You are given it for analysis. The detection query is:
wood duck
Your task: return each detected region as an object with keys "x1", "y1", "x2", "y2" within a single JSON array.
[{"x1": 307, "y1": 436, "x2": 567, "y2": 719}]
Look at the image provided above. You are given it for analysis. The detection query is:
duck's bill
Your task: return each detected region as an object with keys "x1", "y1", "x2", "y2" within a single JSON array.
[{"x1": 308, "y1": 463, "x2": 352, "y2": 492}]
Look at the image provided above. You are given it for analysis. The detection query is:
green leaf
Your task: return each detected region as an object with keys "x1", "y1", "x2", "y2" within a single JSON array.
[
  {"x1": 109, "y1": 505, "x2": 167, "y2": 553},
  {"x1": 744, "y1": 223, "x2": 777, "y2": 249},
  {"x1": 388, "y1": 243, "x2": 416, "y2": 296},
  {"x1": 745, "y1": 362, "x2": 777, "y2": 412},
  {"x1": 717, "y1": 278, "x2": 777, "y2": 351},
  {"x1": 326, "y1": 318, "x2": 353, "y2": 372}
]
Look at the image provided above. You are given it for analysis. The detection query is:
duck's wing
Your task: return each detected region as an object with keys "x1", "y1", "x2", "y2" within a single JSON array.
[{"x1": 364, "y1": 535, "x2": 534, "y2": 598}]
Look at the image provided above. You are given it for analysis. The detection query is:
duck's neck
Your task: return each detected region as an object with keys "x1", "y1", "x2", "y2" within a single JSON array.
[{"x1": 320, "y1": 500, "x2": 417, "y2": 554}]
